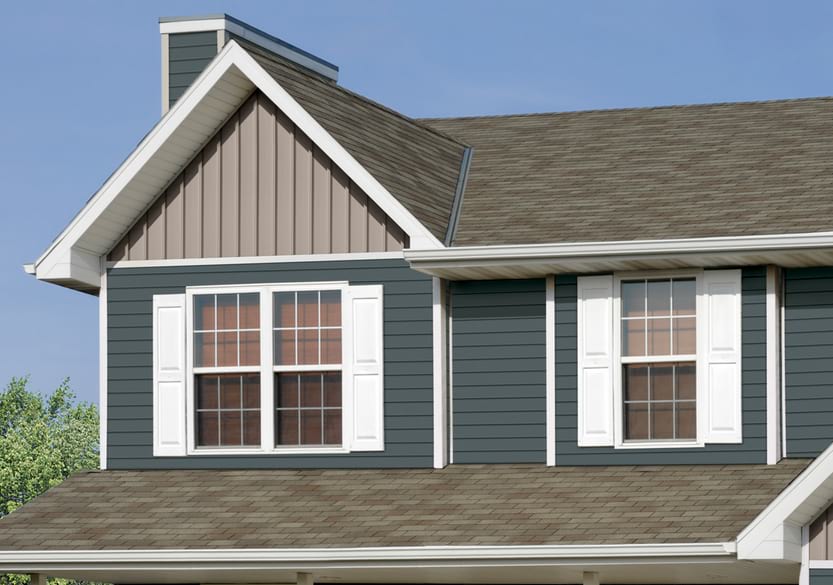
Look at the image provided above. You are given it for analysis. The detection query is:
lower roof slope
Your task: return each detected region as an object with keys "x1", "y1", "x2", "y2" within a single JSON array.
[
  {"x1": 0, "y1": 461, "x2": 807, "y2": 550},
  {"x1": 422, "y1": 98, "x2": 833, "y2": 247}
]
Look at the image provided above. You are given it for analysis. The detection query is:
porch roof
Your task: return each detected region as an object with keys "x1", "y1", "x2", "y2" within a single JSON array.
[{"x1": 0, "y1": 461, "x2": 808, "y2": 551}]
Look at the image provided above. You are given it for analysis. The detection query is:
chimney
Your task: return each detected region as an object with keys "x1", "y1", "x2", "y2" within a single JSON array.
[{"x1": 158, "y1": 14, "x2": 339, "y2": 114}]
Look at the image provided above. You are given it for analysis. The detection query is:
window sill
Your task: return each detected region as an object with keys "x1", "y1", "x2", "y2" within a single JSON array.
[
  {"x1": 188, "y1": 446, "x2": 351, "y2": 456},
  {"x1": 614, "y1": 440, "x2": 704, "y2": 450}
]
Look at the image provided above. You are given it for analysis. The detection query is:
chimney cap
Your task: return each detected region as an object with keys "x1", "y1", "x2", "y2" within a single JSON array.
[{"x1": 159, "y1": 13, "x2": 339, "y2": 80}]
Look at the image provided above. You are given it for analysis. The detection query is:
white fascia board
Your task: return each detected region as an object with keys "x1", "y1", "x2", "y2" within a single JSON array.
[
  {"x1": 738, "y1": 440, "x2": 833, "y2": 561},
  {"x1": 33, "y1": 40, "x2": 441, "y2": 291},
  {"x1": 406, "y1": 231, "x2": 833, "y2": 266},
  {"x1": 0, "y1": 542, "x2": 736, "y2": 568}
]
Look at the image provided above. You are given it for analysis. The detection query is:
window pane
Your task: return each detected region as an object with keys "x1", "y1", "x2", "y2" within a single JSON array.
[
  {"x1": 220, "y1": 411, "x2": 242, "y2": 446},
  {"x1": 194, "y1": 295, "x2": 215, "y2": 331},
  {"x1": 676, "y1": 402, "x2": 696, "y2": 439},
  {"x1": 216, "y1": 331, "x2": 238, "y2": 367},
  {"x1": 239, "y1": 293, "x2": 260, "y2": 329},
  {"x1": 243, "y1": 411, "x2": 261, "y2": 446},
  {"x1": 623, "y1": 319, "x2": 645, "y2": 357},
  {"x1": 299, "y1": 374, "x2": 322, "y2": 408},
  {"x1": 196, "y1": 375, "x2": 219, "y2": 410},
  {"x1": 216, "y1": 294, "x2": 238, "y2": 330},
  {"x1": 323, "y1": 373, "x2": 342, "y2": 407},
  {"x1": 650, "y1": 365, "x2": 674, "y2": 402},
  {"x1": 651, "y1": 402, "x2": 674, "y2": 440},
  {"x1": 219, "y1": 375, "x2": 241, "y2": 409},
  {"x1": 197, "y1": 411, "x2": 219, "y2": 446},
  {"x1": 321, "y1": 290, "x2": 341, "y2": 327},
  {"x1": 673, "y1": 317, "x2": 696, "y2": 355},
  {"x1": 242, "y1": 374, "x2": 261, "y2": 408},
  {"x1": 647, "y1": 280, "x2": 671, "y2": 316},
  {"x1": 274, "y1": 292, "x2": 295, "y2": 328},
  {"x1": 676, "y1": 364, "x2": 696, "y2": 400},
  {"x1": 274, "y1": 330, "x2": 296, "y2": 366},
  {"x1": 624, "y1": 403, "x2": 649, "y2": 440},
  {"x1": 301, "y1": 410, "x2": 322, "y2": 445},
  {"x1": 276, "y1": 410, "x2": 299, "y2": 445},
  {"x1": 321, "y1": 329, "x2": 341, "y2": 364},
  {"x1": 194, "y1": 332, "x2": 215, "y2": 367},
  {"x1": 276, "y1": 373, "x2": 299, "y2": 408},
  {"x1": 239, "y1": 331, "x2": 260, "y2": 366},
  {"x1": 297, "y1": 292, "x2": 319, "y2": 328},
  {"x1": 323, "y1": 409, "x2": 342, "y2": 444},
  {"x1": 297, "y1": 329, "x2": 319, "y2": 365},
  {"x1": 624, "y1": 365, "x2": 649, "y2": 401},
  {"x1": 622, "y1": 281, "x2": 645, "y2": 318},
  {"x1": 673, "y1": 279, "x2": 696, "y2": 316},
  {"x1": 647, "y1": 318, "x2": 671, "y2": 355}
]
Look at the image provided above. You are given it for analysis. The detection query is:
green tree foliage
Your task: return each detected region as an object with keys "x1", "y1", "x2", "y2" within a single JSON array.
[{"x1": 0, "y1": 377, "x2": 99, "y2": 585}]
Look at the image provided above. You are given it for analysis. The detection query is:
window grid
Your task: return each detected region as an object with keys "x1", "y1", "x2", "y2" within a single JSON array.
[
  {"x1": 193, "y1": 293, "x2": 260, "y2": 368},
  {"x1": 273, "y1": 291, "x2": 342, "y2": 368},
  {"x1": 622, "y1": 363, "x2": 696, "y2": 441},
  {"x1": 195, "y1": 374, "x2": 261, "y2": 447},
  {"x1": 275, "y1": 373, "x2": 342, "y2": 447}
]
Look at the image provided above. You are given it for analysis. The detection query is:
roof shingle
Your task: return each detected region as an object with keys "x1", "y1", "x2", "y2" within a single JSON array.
[{"x1": 0, "y1": 461, "x2": 808, "y2": 551}]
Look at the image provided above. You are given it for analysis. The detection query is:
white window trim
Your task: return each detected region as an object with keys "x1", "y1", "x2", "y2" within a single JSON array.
[
  {"x1": 184, "y1": 281, "x2": 352, "y2": 456},
  {"x1": 611, "y1": 269, "x2": 706, "y2": 450}
]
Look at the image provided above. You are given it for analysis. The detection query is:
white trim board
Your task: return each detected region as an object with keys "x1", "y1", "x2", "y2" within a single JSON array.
[
  {"x1": 98, "y1": 260, "x2": 108, "y2": 470},
  {"x1": 432, "y1": 277, "x2": 449, "y2": 469},
  {"x1": 29, "y1": 40, "x2": 442, "y2": 292},
  {"x1": 766, "y1": 265, "x2": 783, "y2": 465},
  {"x1": 545, "y1": 275, "x2": 555, "y2": 466},
  {"x1": 107, "y1": 252, "x2": 405, "y2": 270}
]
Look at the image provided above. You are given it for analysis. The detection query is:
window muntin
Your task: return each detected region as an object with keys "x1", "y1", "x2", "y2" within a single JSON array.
[
  {"x1": 620, "y1": 278, "x2": 696, "y2": 442},
  {"x1": 193, "y1": 292, "x2": 262, "y2": 448},
  {"x1": 273, "y1": 291, "x2": 343, "y2": 447}
]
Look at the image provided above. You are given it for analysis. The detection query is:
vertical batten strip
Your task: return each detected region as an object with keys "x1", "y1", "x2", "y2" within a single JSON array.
[
  {"x1": 294, "y1": 131, "x2": 313, "y2": 255},
  {"x1": 349, "y1": 182, "x2": 368, "y2": 252},
  {"x1": 766, "y1": 265, "x2": 783, "y2": 465},
  {"x1": 331, "y1": 167, "x2": 349, "y2": 253},
  {"x1": 257, "y1": 96, "x2": 277, "y2": 256},
  {"x1": 238, "y1": 96, "x2": 259, "y2": 256},
  {"x1": 220, "y1": 114, "x2": 239, "y2": 257}
]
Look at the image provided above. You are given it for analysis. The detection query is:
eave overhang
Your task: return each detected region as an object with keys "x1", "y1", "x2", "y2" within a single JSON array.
[
  {"x1": 405, "y1": 231, "x2": 833, "y2": 280},
  {"x1": 28, "y1": 40, "x2": 443, "y2": 293}
]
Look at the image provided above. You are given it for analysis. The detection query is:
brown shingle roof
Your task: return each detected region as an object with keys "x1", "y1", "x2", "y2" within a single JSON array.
[
  {"x1": 241, "y1": 40, "x2": 467, "y2": 242},
  {"x1": 421, "y1": 98, "x2": 833, "y2": 246},
  {"x1": 0, "y1": 461, "x2": 808, "y2": 551}
]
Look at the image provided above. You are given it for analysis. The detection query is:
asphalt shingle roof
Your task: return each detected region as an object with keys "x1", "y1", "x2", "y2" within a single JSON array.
[
  {"x1": 0, "y1": 461, "x2": 808, "y2": 550},
  {"x1": 421, "y1": 98, "x2": 833, "y2": 246}
]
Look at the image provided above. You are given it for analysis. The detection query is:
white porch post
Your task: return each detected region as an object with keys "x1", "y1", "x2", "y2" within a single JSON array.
[{"x1": 583, "y1": 571, "x2": 600, "y2": 585}]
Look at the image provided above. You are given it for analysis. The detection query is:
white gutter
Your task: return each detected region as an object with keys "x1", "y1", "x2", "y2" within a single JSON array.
[
  {"x1": 0, "y1": 543, "x2": 736, "y2": 568},
  {"x1": 405, "y1": 231, "x2": 833, "y2": 265}
]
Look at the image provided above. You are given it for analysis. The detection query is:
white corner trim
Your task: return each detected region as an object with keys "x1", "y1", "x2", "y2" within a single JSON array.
[
  {"x1": 432, "y1": 277, "x2": 448, "y2": 469},
  {"x1": 0, "y1": 542, "x2": 737, "y2": 567},
  {"x1": 107, "y1": 251, "x2": 405, "y2": 269},
  {"x1": 545, "y1": 275, "x2": 555, "y2": 466},
  {"x1": 160, "y1": 32, "x2": 169, "y2": 115},
  {"x1": 738, "y1": 440, "x2": 833, "y2": 560},
  {"x1": 98, "y1": 260, "x2": 108, "y2": 470},
  {"x1": 33, "y1": 39, "x2": 441, "y2": 289},
  {"x1": 766, "y1": 265, "x2": 783, "y2": 465},
  {"x1": 800, "y1": 525, "x2": 810, "y2": 585},
  {"x1": 23, "y1": 263, "x2": 35, "y2": 275}
]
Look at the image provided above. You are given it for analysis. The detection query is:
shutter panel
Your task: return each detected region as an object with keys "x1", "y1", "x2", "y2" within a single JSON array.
[
  {"x1": 702, "y1": 269, "x2": 743, "y2": 444},
  {"x1": 576, "y1": 275, "x2": 615, "y2": 447},
  {"x1": 152, "y1": 293, "x2": 187, "y2": 456},
  {"x1": 347, "y1": 285, "x2": 385, "y2": 451}
]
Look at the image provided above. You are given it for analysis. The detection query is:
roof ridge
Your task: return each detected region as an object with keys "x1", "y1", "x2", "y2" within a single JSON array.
[
  {"x1": 418, "y1": 95, "x2": 833, "y2": 123},
  {"x1": 235, "y1": 38, "x2": 469, "y2": 150}
]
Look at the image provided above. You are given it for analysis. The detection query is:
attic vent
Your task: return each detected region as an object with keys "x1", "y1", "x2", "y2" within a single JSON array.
[{"x1": 159, "y1": 14, "x2": 339, "y2": 114}]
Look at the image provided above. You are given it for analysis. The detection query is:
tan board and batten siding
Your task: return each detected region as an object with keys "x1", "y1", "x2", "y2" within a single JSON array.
[
  {"x1": 109, "y1": 92, "x2": 407, "y2": 262},
  {"x1": 810, "y1": 503, "x2": 833, "y2": 560}
]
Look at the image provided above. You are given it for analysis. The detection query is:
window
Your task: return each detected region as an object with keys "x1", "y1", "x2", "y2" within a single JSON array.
[
  {"x1": 273, "y1": 291, "x2": 343, "y2": 446},
  {"x1": 620, "y1": 278, "x2": 696, "y2": 441}
]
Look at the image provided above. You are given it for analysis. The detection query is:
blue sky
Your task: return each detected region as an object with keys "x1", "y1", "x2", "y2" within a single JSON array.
[{"x1": 1, "y1": 0, "x2": 832, "y2": 405}]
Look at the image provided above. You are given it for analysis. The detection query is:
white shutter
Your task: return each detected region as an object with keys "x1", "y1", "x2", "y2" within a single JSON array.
[
  {"x1": 346, "y1": 285, "x2": 385, "y2": 451},
  {"x1": 702, "y1": 269, "x2": 743, "y2": 444},
  {"x1": 152, "y1": 294, "x2": 187, "y2": 456},
  {"x1": 577, "y1": 275, "x2": 615, "y2": 447}
]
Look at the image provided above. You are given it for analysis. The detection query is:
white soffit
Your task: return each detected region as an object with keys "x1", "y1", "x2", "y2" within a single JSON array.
[{"x1": 30, "y1": 41, "x2": 443, "y2": 292}]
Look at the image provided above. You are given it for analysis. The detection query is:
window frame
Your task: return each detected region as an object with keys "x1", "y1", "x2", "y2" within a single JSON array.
[
  {"x1": 184, "y1": 281, "x2": 352, "y2": 456},
  {"x1": 612, "y1": 269, "x2": 707, "y2": 449}
]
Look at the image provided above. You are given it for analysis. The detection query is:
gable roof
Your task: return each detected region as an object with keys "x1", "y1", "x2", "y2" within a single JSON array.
[
  {"x1": 29, "y1": 39, "x2": 455, "y2": 292},
  {"x1": 241, "y1": 40, "x2": 467, "y2": 242},
  {"x1": 421, "y1": 98, "x2": 833, "y2": 247},
  {"x1": 0, "y1": 461, "x2": 807, "y2": 553}
]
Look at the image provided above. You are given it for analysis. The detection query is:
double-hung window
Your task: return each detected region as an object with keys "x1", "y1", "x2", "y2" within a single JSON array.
[
  {"x1": 149, "y1": 281, "x2": 385, "y2": 457},
  {"x1": 576, "y1": 270, "x2": 743, "y2": 449}
]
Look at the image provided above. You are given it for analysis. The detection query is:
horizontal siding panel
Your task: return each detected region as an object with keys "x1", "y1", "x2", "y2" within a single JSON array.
[{"x1": 107, "y1": 259, "x2": 433, "y2": 469}]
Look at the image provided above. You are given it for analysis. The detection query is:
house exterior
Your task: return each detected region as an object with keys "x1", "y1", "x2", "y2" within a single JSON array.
[{"x1": 7, "y1": 12, "x2": 833, "y2": 585}]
